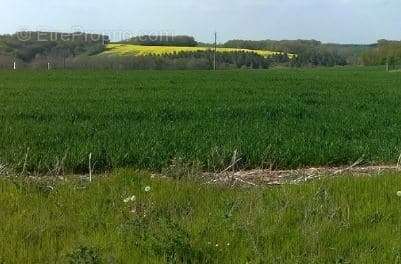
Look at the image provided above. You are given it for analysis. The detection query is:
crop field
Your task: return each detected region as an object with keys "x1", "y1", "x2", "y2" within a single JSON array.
[
  {"x1": 101, "y1": 43, "x2": 281, "y2": 58},
  {"x1": 0, "y1": 67, "x2": 400, "y2": 174},
  {"x1": 2, "y1": 170, "x2": 401, "y2": 263},
  {"x1": 2, "y1": 67, "x2": 401, "y2": 263}
]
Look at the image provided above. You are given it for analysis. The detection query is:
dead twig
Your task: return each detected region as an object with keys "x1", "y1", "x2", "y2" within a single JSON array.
[
  {"x1": 334, "y1": 157, "x2": 364, "y2": 175},
  {"x1": 88, "y1": 153, "x2": 92, "y2": 182},
  {"x1": 20, "y1": 147, "x2": 30, "y2": 176},
  {"x1": 232, "y1": 177, "x2": 258, "y2": 187},
  {"x1": 221, "y1": 149, "x2": 241, "y2": 174},
  {"x1": 397, "y1": 153, "x2": 401, "y2": 169}
]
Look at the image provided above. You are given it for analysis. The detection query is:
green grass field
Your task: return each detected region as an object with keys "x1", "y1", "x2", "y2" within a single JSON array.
[
  {"x1": 0, "y1": 67, "x2": 400, "y2": 174},
  {"x1": 101, "y1": 43, "x2": 282, "y2": 58},
  {"x1": 2, "y1": 171, "x2": 401, "y2": 263},
  {"x1": 2, "y1": 67, "x2": 401, "y2": 263}
]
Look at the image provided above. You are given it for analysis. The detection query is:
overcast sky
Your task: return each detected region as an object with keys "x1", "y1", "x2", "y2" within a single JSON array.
[{"x1": 1, "y1": 0, "x2": 400, "y2": 44}]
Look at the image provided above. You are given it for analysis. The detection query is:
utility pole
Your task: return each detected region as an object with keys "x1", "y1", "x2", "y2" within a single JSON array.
[
  {"x1": 12, "y1": 52, "x2": 16, "y2": 70},
  {"x1": 386, "y1": 57, "x2": 390, "y2": 72},
  {"x1": 13, "y1": 51, "x2": 17, "y2": 70},
  {"x1": 63, "y1": 51, "x2": 66, "y2": 69},
  {"x1": 213, "y1": 32, "x2": 217, "y2": 71}
]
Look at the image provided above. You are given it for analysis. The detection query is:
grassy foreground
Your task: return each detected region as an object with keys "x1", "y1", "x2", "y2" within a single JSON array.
[
  {"x1": 1, "y1": 68, "x2": 401, "y2": 173},
  {"x1": 1, "y1": 171, "x2": 401, "y2": 263}
]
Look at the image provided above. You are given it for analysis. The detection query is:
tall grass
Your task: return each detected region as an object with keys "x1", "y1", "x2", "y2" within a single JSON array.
[
  {"x1": 0, "y1": 68, "x2": 401, "y2": 173},
  {"x1": 1, "y1": 171, "x2": 401, "y2": 263}
]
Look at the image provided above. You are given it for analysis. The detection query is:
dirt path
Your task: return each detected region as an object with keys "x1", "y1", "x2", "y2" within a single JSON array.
[
  {"x1": 203, "y1": 165, "x2": 401, "y2": 186},
  {"x1": 3, "y1": 162, "x2": 401, "y2": 187}
]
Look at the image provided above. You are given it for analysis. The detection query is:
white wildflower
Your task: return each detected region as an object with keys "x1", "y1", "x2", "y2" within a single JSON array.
[
  {"x1": 123, "y1": 195, "x2": 136, "y2": 203},
  {"x1": 144, "y1": 186, "x2": 151, "y2": 192},
  {"x1": 397, "y1": 191, "x2": 401, "y2": 197}
]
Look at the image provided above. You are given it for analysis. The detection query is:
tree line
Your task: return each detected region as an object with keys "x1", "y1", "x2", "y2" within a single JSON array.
[
  {"x1": 0, "y1": 50, "x2": 291, "y2": 70},
  {"x1": 121, "y1": 35, "x2": 197, "y2": 47},
  {"x1": 222, "y1": 39, "x2": 373, "y2": 67},
  {"x1": 0, "y1": 31, "x2": 399, "y2": 69},
  {"x1": 0, "y1": 32, "x2": 109, "y2": 62},
  {"x1": 361, "y1": 40, "x2": 401, "y2": 67}
]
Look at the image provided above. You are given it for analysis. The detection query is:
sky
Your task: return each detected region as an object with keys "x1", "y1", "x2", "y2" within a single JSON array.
[{"x1": 0, "y1": 0, "x2": 400, "y2": 44}]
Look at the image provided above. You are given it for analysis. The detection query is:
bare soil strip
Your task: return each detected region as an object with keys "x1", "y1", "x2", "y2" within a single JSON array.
[
  {"x1": 203, "y1": 165, "x2": 401, "y2": 186},
  {"x1": 3, "y1": 163, "x2": 400, "y2": 188}
]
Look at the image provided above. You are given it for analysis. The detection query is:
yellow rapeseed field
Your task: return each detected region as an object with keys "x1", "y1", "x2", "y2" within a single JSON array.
[{"x1": 101, "y1": 44, "x2": 283, "y2": 58}]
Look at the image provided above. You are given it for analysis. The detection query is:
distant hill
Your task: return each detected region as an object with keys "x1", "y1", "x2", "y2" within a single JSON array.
[
  {"x1": 361, "y1": 40, "x2": 401, "y2": 66},
  {"x1": 0, "y1": 31, "x2": 397, "y2": 68},
  {"x1": 101, "y1": 44, "x2": 283, "y2": 58},
  {"x1": 222, "y1": 39, "x2": 375, "y2": 66},
  {"x1": 0, "y1": 32, "x2": 109, "y2": 62}
]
